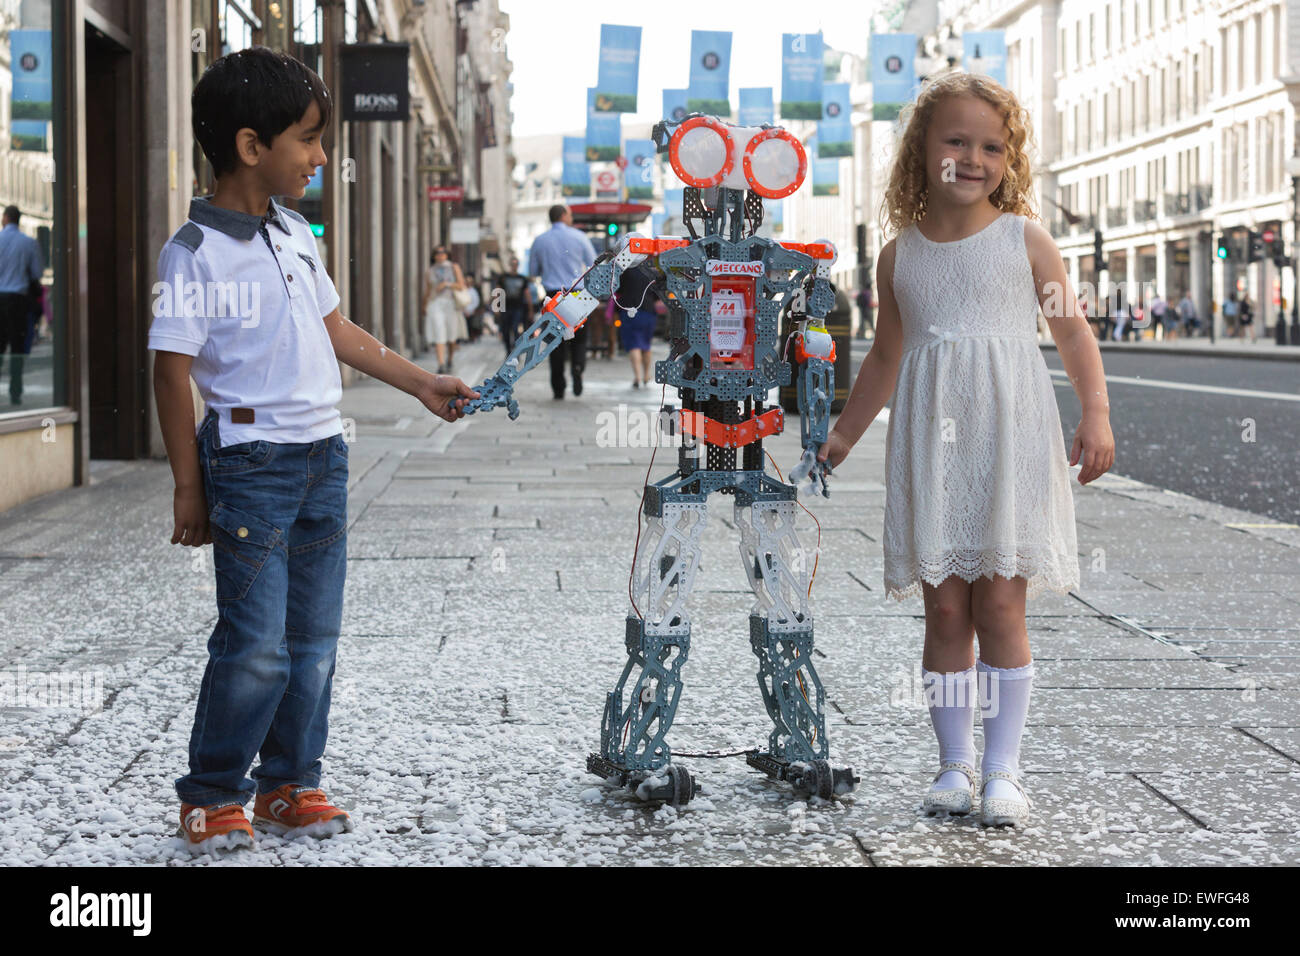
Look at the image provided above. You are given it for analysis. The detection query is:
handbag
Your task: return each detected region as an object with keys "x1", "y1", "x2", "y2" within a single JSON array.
[{"x1": 452, "y1": 286, "x2": 471, "y2": 310}]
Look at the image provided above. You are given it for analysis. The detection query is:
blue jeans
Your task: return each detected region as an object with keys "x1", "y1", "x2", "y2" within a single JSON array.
[{"x1": 175, "y1": 410, "x2": 349, "y2": 806}]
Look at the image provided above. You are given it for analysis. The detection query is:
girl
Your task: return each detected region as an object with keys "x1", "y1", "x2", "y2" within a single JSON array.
[
  {"x1": 817, "y1": 72, "x2": 1114, "y2": 827},
  {"x1": 421, "y1": 246, "x2": 466, "y2": 374}
]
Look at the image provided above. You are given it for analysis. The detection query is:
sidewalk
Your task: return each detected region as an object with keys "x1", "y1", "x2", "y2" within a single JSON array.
[
  {"x1": 1061, "y1": 334, "x2": 1300, "y2": 361},
  {"x1": 1, "y1": 337, "x2": 1297, "y2": 865}
]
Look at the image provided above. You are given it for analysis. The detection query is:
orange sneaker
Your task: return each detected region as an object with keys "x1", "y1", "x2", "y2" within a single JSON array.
[
  {"x1": 253, "y1": 784, "x2": 354, "y2": 837},
  {"x1": 178, "y1": 801, "x2": 255, "y2": 853}
]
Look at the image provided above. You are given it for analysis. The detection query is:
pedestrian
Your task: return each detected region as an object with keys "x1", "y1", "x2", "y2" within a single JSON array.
[
  {"x1": 1150, "y1": 291, "x2": 1173, "y2": 340},
  {"x1": 1111, "y1": 287, "x2": 1130, "y2": 341},
  {"x1": 462, "y1": 271, "x2": 482, "y2": 342},
  {"x1": 528, "y1": 204, "x2": 597, "y2": 398},
  {"x1": 492, "y1": 256, "x2": 534, "y2": 355},
  {"x1": 1177, "y1": 289, "x2": 1200, "y2": 336},
  {"x1": 149, "y1": 46, "x2": 479, "y2": 853},
  {"x1": 421, "y1": 245, "x2": 465, "y2": 374},
  {"x1": 613, "y1": 261, "x2": 659, "y2": 388},
  {"x1": 1222, "y1": 292, "x2": 1238, "y2": 337},
  {"x1": 856, "y1": 286, "x2": 875, "y2": 337},
  {"x1": 1239, "y1": 293, "x2": 1256, "y2": 343},
  {"x1": 0, "y1": 205, "x2": 44, "y2": 406},
  {"x1": 816, "y1": 72, "x2": 1114, "y2": 828}
]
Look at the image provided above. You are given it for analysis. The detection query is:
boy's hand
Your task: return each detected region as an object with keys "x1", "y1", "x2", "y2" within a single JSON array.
[
  {"x1": 1070, "y1": 414, "x2": 1115, "y2": 485},
  {"x1": 419, "y1": 373, "x2": 481, "y2": 422},
  {"x1": 172, "y1": 486, "x2": 210, "y2": 547},
  {"x1": 817, "y1": 430, "x2": 852, "y2": 470}
]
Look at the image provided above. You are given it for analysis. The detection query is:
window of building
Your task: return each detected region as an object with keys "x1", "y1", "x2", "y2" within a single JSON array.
[
  {"x1": 293, "y1": 0, "x2": 324, "y2": 78},
  {"x1": 0, "y1": 0, "x2": 63, "y2": 417},
  {"x1": 1089, "y1": 13, "x2": 1096, "y2": 62},
  {"x1": 219, "y1": 0, "x2": 258, "y2": 56}
]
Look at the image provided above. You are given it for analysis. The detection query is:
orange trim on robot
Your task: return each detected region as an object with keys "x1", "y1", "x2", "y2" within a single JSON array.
[
  {"x1": 794, "y1": 333, "x2": 837, "y2": 364},
  {"x1": 778, "y1": 241, "x2": 836, "y2": 260},
  {"x1": 628, "y1": 237, "x2": 691, "y2": 255},
  {"x1": 667, "y1": 116, "x2": 736, "y2": 189},
  {"x1": 679, "y1": 407, "x2": 784, "y2": 449}
]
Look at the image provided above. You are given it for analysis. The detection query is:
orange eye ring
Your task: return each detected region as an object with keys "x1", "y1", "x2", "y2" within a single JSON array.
[
  {"x1": 668, "y1": 116, "x2": 735, "y2": 189},
  {"x1": 742, "y1": 128, "x2": 807, "y2": 199}
]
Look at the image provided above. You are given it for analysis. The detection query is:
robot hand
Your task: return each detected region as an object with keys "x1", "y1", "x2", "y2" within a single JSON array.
[
  {"x1": 462, "y1": 373, "x2": 521, "y2": 421},
  {"x1": 789, "y1": 444, "x2": 832, "y2": 498}
]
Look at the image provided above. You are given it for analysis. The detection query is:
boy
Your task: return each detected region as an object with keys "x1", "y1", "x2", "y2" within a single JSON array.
[{"x1": 150, "y1": 47, "x2": 479, "y2": 851}]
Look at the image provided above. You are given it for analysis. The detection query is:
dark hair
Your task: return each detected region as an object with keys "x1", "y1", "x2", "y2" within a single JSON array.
[
  {"x1": 2, "y1": 205, "x2": 18, "y2": 224},
  {"x1": 548, "y1": 204, "x2": 568, "y2": 224},
  {"x1": 430, "y1": 247, "x2": 448, "y2": 263},
  {"x1": 192, "y1": 46, "x2": 332, "y2": 178}
]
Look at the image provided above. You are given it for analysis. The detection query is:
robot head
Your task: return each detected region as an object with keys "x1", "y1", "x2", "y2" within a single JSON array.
[{"x1": 665, "y1": 116, "x2": 807, "y2": 199}]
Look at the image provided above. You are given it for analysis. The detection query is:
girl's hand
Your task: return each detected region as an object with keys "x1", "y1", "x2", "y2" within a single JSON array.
[
  {"x1": 817, "y1": 431, "x2": 852, "y2": 469},
  {"x1": 1070, "y1": 415, "x2": 1115, "y2": 484}
]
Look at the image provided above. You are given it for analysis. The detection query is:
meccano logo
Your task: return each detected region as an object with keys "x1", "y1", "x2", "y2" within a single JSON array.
[{"x1": 706, "y1": 259, "x2": 764, "y2": 277}]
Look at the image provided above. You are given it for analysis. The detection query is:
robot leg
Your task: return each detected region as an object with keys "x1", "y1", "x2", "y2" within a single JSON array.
[
  {"x1": 735, "y1": 499, "x2": 858, "y2": 799},
  {"x1": 587, "y1": 500, "x2": 707, "y2": 806}
]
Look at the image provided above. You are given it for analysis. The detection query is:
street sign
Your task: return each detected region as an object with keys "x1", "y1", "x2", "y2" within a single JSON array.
[
  {"x1": 1263, "y1": 228, "x2": 1276, "y2": 243},
  {"x1": 615, "y1": 157, "x2": 628, "y2": 170},
  {"x1": 595, "y1": 170, "x2": 617, "y2": 190},
  {"x1": 427, "y1": 185, "x2": 465, "y2": 202}
]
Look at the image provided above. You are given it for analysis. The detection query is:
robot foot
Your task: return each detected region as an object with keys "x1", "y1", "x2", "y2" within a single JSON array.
[
  {"x1": 746, "y1": 752, "x2": 859, "y2": 800},
  {"x1": 587, "y1": 754, "x2": 698, "y2": 807}
]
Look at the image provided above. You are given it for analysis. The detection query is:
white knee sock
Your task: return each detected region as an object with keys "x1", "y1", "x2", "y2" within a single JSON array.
[
  {"x1": 922, "y1": 666, "x2": 977, "y2": 790},
  {"x1": 977, "y1": 659, "x2": 1034, "y2": 802}
]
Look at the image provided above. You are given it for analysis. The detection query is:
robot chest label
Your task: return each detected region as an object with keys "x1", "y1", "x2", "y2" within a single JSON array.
[{"x1": 708, "y1": 276, "x2": 756, "y2": 370}]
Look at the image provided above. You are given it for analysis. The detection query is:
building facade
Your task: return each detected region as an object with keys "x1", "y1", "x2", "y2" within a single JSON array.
[
  {"x1": 0, "y1": 0, "x2": 514, "y2": 512},
  {"x1": 920, "y1": 0, "x2": 1300, "y2": 336}
]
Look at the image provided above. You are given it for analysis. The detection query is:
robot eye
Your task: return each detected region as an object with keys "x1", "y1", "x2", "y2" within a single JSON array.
[
  {"x1": 668, "y1": 116, "x2": 735, "y2": 189},
  {"x1": 742, "y1": 128, "x2": 807, "y2": 199}
]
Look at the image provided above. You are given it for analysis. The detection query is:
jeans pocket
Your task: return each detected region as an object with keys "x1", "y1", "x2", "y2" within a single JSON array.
[
  {"x1": 209, "y1": 501, "x2": 282, "y2": 602},
  {"x1": 208, "y1": 439, "x2": 273, "y2": 474}
]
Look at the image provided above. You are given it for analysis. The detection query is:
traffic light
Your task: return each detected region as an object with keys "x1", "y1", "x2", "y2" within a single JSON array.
[
  {"x1": 1093, "y1": 229, "x2": 1107, "y2": 273},
  {"x1": 1272, "y1": 235, "x2": 1287, "y2": 268},
  {"x1": 606, "y1": 222, "x2": 619, "y2": 237},
  {"x1": 1247, "y1": 230, "x2": 1264, "y2": 263},
  {"x1": 1216, "y1": 234, "x2": 1230, "y2": 260}
]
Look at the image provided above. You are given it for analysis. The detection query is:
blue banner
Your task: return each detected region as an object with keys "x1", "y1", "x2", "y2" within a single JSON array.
[
  {"x1": 664, "y1": 188, "x2": 684, "y2": 219},
  {"x1": 662, "y1": 88, "x2": 689, "y2": 124},
  {"x1": 781, "y1": 32, "x2": 823, "y2": 120},
  {"x1": 595, "y1": 24, "x2": 641, "y2": 112},
  {"x1": 870, "y1": 33, "x2": 917, "y2": 121},
  {"x1": 624, "y1": 138, "x2": 656, "y2": 200},
  {"x1": 687, "y1": 30, "x2": 731, "y2": 115},
  {"x1": 10, "y1": 30, "x2": 52, "y2": 121},
  {"x1": 562, "y1": 135, "x2": 590, "y2": 197},
  {"x1": 738, "y1": 87, "x2": 774, "y2": 127},
  {"x1": 963, "y1": 31, "x2": 1007, "y2": 86},
  {"x1": 586, "y1": 88, "x2": 620, "y2": 162},
  {"x1": 818, "y1": 82, "x2": 852, "y2": 158},
  {"x1": 813, "y1": 157, "x2": 839, "y2": 197}
]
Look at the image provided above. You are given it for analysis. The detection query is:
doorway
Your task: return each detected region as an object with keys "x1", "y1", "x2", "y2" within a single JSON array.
[{"x1": 85, "y1": 21, "x2": 141, "y2": 459}]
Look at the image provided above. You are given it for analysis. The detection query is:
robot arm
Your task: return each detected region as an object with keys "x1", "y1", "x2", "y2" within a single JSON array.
[
  {"x1": 464, "y1": 236, "x2": 657, "y2": 419},
  {"x1": 786, "y1": 241, "x2": 838, "y2": 497}
]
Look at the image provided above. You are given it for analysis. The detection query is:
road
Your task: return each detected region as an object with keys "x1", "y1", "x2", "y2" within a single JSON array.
[{"x1": 1039, "y1": 349, "x2": 1299, "y2": 526}]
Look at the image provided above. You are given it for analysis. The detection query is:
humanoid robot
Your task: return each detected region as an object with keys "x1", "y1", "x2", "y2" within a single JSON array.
[{"x1": 465, "y1": 114, "x2": 858, "y2": 805}]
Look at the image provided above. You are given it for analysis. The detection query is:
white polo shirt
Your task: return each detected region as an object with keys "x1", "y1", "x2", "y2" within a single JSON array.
[{"x1": 148, "y1": 196, "x2": 343, "y2": 447}]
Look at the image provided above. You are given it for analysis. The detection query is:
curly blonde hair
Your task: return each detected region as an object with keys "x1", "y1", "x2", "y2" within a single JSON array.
[{"x1": 879, "y1": 72, "x2": 1039, "y2": 239}]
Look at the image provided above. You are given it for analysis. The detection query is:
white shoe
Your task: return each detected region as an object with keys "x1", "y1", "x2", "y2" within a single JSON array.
[
  {"x1": 922, "y1": 760, "x2": 976, "y2": 816},
  {"x1": 980, "y1": 770, "x2": 1031, "y2": 827}
]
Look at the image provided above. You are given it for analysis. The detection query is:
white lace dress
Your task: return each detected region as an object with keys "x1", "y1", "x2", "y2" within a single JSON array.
[{"x1": 882, "y1": 212, "x2": 1080, "y2": 601}]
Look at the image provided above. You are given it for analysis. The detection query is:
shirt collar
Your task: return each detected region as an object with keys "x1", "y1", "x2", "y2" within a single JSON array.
[{"x1": 189, "y1": 196, "x2": 294, "y2": 240}]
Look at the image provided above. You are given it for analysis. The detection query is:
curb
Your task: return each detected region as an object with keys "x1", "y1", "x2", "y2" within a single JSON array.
[{"x1": 1041, "y1": 340, "x2": 1300, "y2": 362}]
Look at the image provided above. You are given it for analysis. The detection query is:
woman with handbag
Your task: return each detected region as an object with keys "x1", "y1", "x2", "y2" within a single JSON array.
[{"x1": 421, "y1": 246, "x2": 467, "y2": 374}]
